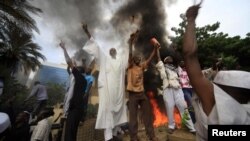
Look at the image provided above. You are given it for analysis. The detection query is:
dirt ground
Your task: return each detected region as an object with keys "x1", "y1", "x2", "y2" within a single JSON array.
[
  {"x1": 122, "y1": 126, "x2": 195, "y2": 141},
  {"x1": 52, "y1": 107, "x2": 196, "y2": 141}
]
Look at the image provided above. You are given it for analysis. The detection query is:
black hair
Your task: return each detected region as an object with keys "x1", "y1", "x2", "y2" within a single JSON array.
[
  {"x1": 34, "y1": 81, "x2": 40, "y2": 85},
  {"x1": 37, "y1": 107, "x2": 54, "y2": 122},
  {"x1": 76, "y1": 66, "x2": 85, "y2": 74}
]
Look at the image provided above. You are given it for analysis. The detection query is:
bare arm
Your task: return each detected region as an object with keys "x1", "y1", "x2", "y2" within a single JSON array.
[
  {"x1": 59, "y1": 41, "x2": 74, "y2": 69},
  {"x1": 183, "y1": 5, "x2": 214, "y2": 115},
  {"x1": 145, "y1": 47, "x2": 156, "y2": 66},
  {"x1": 155, "y1": 41, "x2": 161, "y2": 62},
  {"x1": 128, "y1": 37, "x2": 133, "y2": 68},
  {"x1": 128, "y1": 30, "x2": 139, "y2": 68},
  {"x1": 82, "y1": 24, "x2": 91, "y2": 39},
  {"x1": 67, "y1": 65, "x2": 71, "y2": 75}
]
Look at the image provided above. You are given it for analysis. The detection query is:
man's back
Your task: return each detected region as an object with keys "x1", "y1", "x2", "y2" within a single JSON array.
[{"x1": 34, "y1": 84, "x2": 48, "y2": 101}]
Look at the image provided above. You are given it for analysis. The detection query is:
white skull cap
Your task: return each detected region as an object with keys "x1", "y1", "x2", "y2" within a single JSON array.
[{"x1": 213, "y1": 70, "x2": 250, "y2": 90}]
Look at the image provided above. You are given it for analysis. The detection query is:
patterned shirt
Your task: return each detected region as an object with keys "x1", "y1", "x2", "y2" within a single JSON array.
[{"x1": 178, "y1": 67, "x2": 192, "y2": 88}]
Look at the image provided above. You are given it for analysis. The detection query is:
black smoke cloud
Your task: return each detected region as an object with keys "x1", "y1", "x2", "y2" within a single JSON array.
[
  {"x1": 111, "y1": 0, "x2": 175, "y2": 58},
  {"x1": 31, "y1": 0, "x2": 178, "y2": 63}
]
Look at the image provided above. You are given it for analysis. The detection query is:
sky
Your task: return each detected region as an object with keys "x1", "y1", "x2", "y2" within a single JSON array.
[{"x1": 31, "y1": 0, "x2": 250, "y2": 65}]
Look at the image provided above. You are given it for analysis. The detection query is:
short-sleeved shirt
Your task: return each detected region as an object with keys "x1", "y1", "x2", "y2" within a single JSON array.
[
  {"x1": 29, "y1": 84, "x2": 48, "y2": 101},
  {"x1": 126, "y1": 62, "x2": 147, "y2": 92},
  {"x1": 30, "y1": 118, "x2": 51, "y2": 141}
]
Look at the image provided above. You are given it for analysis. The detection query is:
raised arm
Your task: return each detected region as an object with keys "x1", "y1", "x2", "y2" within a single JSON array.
[
  {"x1": 144, "y1": 47, "x2": 156, "y2": 66},
  {"x1": 183, "y1": 4, "x2": 214, "y2": 115},
  {"x1": 143, "y1": 38, "x2": 160, "y2": 66},
  {"x1": 128, "y1": 30, "x2": 140, "y2": 67},
  {"x1": 82, "y1": 24, "x2": 91, "y2": 39},
  {"x1": 59, "y1": 41, "x2": 74, "y2": 69},
  {"x1": 151, "y1": 38, "x2": 161, "y2": 62},
  {"x1": 128, "y1": 35, "x2": 133, "y2": 67}
]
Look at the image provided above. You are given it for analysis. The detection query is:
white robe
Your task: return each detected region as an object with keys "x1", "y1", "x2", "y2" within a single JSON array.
[
  {"x1": 193, "y1": 84, "x2": 250, "y2": 141},
  {"x1": 82, "y1": 37, "x2": 128, "y2": 129},
  {"x1": 63, "y1": 73, "x2": 75, "y2": 117}
]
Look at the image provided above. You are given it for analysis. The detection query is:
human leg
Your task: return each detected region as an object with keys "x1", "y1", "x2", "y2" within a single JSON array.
[
  {"x1": 64, "y1": 109, "x2": 83, "y2": 141},
  {"x1": 140, "y1": 94, "x2": 157, "y2": 140},
  {"x1": 174, "y1": 89, "x2": 196, "y2": 132},
  {"x1": 128, "y1": 93, "x2": 140, "y2": 141},
  {"x1": 32, "y1": 100, "x2": 47, "y2": 117},
  {"x1": 163, "y1": 88, "x2": 176, "y2": 130}
]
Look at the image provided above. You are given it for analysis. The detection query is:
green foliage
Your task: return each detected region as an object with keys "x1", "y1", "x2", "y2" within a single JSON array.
[
  {"x1": 221, "y1": 55, "x2": 238, "y2": 70},
  {"x1": 181, "y1": 108, "x2": 191, "y2": 129},
  {"x1": 0, "y1": 0, "x2": 45, "y2": 75},
  {"x1": 0, "y1": 65, "x2": 30, "y2": 113},
  {"x1": 85, "y1": 104, "x2": 99, "y2": 119},
  {"x1": 46, "y1": 82, "x2": 66, "y2": 107},
  {"x1": 170, "y1": 14, "x2": 250, "y2": 70}
]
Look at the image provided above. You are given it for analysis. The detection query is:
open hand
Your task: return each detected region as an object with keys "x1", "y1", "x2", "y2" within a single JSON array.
[
  {"x1": 129, "y1": 30, "x2": 140, "y2": 44},
  {"x1": 186, "y1": 0, "x2": 203, "y2": 21},
  {"x1": 59, "y1": 41, "x2": 65, "y2": 49},
  {"x1": 82, "y1": 23, "x2": 88, "y2": 31}
]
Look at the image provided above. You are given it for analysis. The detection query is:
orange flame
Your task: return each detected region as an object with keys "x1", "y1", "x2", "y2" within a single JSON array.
[{"x1": 148, "y1": 91, "x2": 182, "y2": 128}]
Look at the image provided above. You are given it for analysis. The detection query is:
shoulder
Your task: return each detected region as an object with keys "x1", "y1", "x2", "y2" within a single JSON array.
[{"x1": 141, "y1": 62, "x2": 147, "y2": 69}]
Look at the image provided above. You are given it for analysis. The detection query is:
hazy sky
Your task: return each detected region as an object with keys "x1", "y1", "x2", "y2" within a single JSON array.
[{"x1": 32, "y1": 0, "x2": 250, "y2": 64}]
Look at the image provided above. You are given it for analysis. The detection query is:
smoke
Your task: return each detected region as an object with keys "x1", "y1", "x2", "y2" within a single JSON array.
[
  {"x1": 30, "y1": 0, "x2": 181, "y2": 109},
  {"x1": 111, "y1": 0, "x2": 176, "y2": 58},
  {"x1": 31, "y1": 0, "x2": 104, "y2": 49},
  {"x1": 30, "y1": 0, "x2": 179, "y2": 66}
]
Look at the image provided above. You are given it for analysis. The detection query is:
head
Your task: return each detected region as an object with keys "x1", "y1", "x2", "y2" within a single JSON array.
[
  {"x1": 37, "y1": 108, "x2": 54, "y2": 121},
  {"x1": 34, "y1": 81, "x2": 40, "y2": 86},
  {"x1": 213, "y1": 71, "x2": 250, "y2": 104},
  {"x1": 109, "y1": 48, "x2": 117, "y2": 58},
  {"x1": 170, "y1": 44, "x2": 178, "y2": 51},
  {"x1": 76, "y1": 66, "x2": 85, "y2": 74},
  {"x1": 179, "y1": 61, "x2": 185, "y2": 68},
  {"x1": 164, "y1": 56, "x2": 173, "y2": 64},
  {"x1": 133, "y1": 55, "x2": 142, "y2": 65},
  {"x1": 15, "y1": 111, "x2": 30, "y2": 124},
  {"x1": 86, "y1": 67, "x2": 92, "y2": 75},
  {"x1": 212, "y1": 58, "x2": 223, "y2": 70}
]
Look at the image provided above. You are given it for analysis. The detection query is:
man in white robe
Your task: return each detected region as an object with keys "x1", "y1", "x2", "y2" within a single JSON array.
[
  {"x1": 183, "y1": 3, "x2": 250, "y2": 141},
  {"x1": 82, "y1": 25, "x2": 128, "y2": 141}
]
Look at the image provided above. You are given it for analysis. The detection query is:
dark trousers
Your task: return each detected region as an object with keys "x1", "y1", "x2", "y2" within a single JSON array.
[
  {"x1": 182, "y1": 88, "x2": 196, "y2": 123},
  {"x1": 32, "y1": 100, "x2": 47, "y2": 116},
  {"x1": 64, "y1": 109, "x2": 84, "y2": 141},
  {"x1": 128, "y1": 92, "x2": 155, "y2": 140}
]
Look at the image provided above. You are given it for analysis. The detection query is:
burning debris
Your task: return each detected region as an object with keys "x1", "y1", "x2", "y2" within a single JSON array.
[{"x1": 147, "y1": 91, "x2": 182, "y2": 128}]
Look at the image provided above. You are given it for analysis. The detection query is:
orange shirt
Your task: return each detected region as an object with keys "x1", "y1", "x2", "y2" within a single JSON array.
[{"x1": 127, "y1": 62, "x2": 147, "y2": 92}]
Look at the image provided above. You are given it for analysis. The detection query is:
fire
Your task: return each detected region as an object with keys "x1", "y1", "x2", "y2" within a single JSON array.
[{"x1": 147, "y1": 91, "x2": 182, "y2": 128}]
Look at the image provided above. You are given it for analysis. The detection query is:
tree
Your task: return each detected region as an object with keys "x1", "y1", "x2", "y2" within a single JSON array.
[
  {"x1": 46, "y1": 82, "x2": 65, "y2": 107},
  {"x1": 0, "y1": 29, "x2": 46, "y2": 74},
  {"x1": 170, "y1": 14, "x2": 250, "y2": 70},
  {"x1": 0, "y1": 0, "x2": 46, "y2": 114},
  {"x1": 0, "y1": 0, "x2": 42, "y2": 41},
  {"x1": 0, "y1": 0, "x2": 45, "y2": 74}
]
